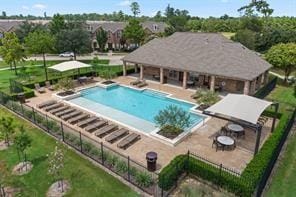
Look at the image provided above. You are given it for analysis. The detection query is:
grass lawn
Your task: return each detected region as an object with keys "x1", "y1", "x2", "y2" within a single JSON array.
[
  {"x1": 265, "y1": 129, "x2": 296, "y2": 197},
  {"x1": 265, "y1": 84, "x2": 296, "y2": 196},
  {"x1": 0, "y1": 107, "x2": 138, "y2": 197}
]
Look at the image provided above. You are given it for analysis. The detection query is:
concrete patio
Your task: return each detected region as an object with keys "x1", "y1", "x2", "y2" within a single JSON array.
[{"x1": 25, "y1": 76, "x2": 275, "y2": 173}]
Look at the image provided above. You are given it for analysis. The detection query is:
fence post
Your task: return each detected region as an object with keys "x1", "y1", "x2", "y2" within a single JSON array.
[
  {"x1": 32, "y1": 107, "x2": 36, "y2": 123},
  {"x1": 79, "y1": 132, "x2": 83, "y2": 152},
  {"x1": 187, "y1": 150, "x2": 190, "y2": 174},
  {"x1": 20, "y1": 102, "x2": 24, "y2": 115},
  {"x1": 128, "y1": 156, "x2": 130, "y2": 181},
  {"x1": 61, "y1": 122, "x2": 64, "y2": 141},
  {"x1": 101, "y1": 142, "x2": 104, "y2": 165}
]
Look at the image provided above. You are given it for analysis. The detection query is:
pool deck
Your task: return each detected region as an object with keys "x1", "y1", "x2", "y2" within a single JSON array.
[{"x1": 25, "y1": 76, "x2": 275, "y2": 173}]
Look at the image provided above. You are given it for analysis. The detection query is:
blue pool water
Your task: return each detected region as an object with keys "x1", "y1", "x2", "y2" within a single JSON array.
[{"x1": 70, "y1": 85, "x2": 204, "y2": 133}]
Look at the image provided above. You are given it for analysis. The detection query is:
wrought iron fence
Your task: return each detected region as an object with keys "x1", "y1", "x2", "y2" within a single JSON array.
[
  {"x1": 254, "y1": 77, "x2": 277, "y2": 99},
  {"x1": 0, "y1": 92, "x2": 159, "y2": 196}
]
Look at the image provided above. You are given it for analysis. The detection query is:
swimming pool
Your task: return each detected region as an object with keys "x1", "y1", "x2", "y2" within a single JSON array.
[{"x1": 68, "y1": 85, "x2": 204, "y2": 133}]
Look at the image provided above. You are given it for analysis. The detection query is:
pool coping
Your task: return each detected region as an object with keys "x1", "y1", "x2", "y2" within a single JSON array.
[{"x1": 54, "y1": 82, "x2": 210, "y2": 146}]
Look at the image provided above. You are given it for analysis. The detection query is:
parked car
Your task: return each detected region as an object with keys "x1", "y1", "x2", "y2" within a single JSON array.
[{"x1": 59, "y1": 52, "x2": 74, "y2": 57}]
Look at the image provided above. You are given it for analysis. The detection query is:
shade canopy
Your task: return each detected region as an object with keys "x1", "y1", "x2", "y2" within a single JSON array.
[
  {"x1": 205, "y1": 94, "x2": 272, "y2": 125},
  {"x1": 49, "y1": 60, "x2": 92, "y2": 72}
]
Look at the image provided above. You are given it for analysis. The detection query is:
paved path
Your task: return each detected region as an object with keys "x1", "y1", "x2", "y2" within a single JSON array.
[{"x1": 269, "y1": 71, "x2": 285, "y2": 80}]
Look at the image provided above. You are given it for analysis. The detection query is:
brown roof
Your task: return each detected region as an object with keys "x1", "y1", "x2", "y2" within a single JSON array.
[{"x1": 122, "y1": 32, "x2": 272, "y2": 81}]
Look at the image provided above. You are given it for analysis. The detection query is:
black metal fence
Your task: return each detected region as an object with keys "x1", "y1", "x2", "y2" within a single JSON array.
[
  {"x1": 254, "y1": 77, "x2": 277, "y2": 99},
  {"x1": 0, "y1": 92, "x2": 159, "y2": 196},
  {"x1": 255, "y1": 108, "x2": 296, "y2": 197}
]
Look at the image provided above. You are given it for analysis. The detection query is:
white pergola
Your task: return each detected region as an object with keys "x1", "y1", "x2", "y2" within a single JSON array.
[
  {"x1": 49, "y1": 60, "x2": 92, "y2": 72},
  {"x1": 204, "y1": 94, "x2": 278, "y2": 155}
]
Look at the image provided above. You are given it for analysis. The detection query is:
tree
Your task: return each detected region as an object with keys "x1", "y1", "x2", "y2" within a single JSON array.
[
  {"x1": 232, "y1": 29, "x2": 257, "y2": 50},
  {"x1": 265, "y1": 43, "x2": 296, "y2": 82},
  {"x1": 0, "y1": 117, "x2": 15, "y2": 146},
  {"x1": 56, "y1": 25, "x2": 91, "y2": 60},
  {"x1": 130, "y1": 2, "x2": 140, "y2": 17},
  {"x1": 238, "y1": 0, "x2": 273, "y2": 17},
  {"x1": 154, "y1": 105, "x2": 191, "y2": 135},
  {"x1": 164, "y1": 4, "x2": 190, "y2": 34},
  {"x1": 0, "y1": 161, "x2": 9, "y2": 197},
  {"x1": 96, "y1": 28, "x2": 108, "y2": 51},
  {"x1": 15, "y1": 21, "x2": 46, "y2": 43},
  {"x1": 14, "y1": 126, "x2": 32, "y2": 165},
  {"x1": 123, "y1": 19, "x2": 145, "y2": 47},
  {"x1": 48, "y1": 144, "x2": 65, "y2": 192},
  {"x1": 1, "y1": 11, "x2": 6, "y2": 18},
  {"x1": 0, "y1": 32, "x2": 25, "y2": 75},
  {"x1": 25, "y1": 30, "x2": 55, "y2": 81},
  {"x1": 49, "y1": 14, "x2": 66, "y2": 35},
  {"x1": 99, "y1": 67, "x2": 117, "y2": 81}
]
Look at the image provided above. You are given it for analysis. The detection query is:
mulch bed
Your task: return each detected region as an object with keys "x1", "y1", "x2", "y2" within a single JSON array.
[
  {"x1": 12, "y1": 162, "x2": 33, "y2": 176},
  {"x1": 47, "y1": 180, "x2": 70, "y2": 197},
  {"x1": 57, "y1": 91, "x2": 75, "y2": 97},
  {"x1": 102, "y1": 80, "x2": 116, "y2": 85}
]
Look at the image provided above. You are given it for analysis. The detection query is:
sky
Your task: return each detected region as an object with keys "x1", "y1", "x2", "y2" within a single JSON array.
[{"x1": 0, "y1": 0, "x2": 295, "y2": 18}]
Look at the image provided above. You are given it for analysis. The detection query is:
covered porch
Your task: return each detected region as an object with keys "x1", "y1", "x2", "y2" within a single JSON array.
[{"x1": 122, "y1": 61, "x2": 269, "y2": 95}]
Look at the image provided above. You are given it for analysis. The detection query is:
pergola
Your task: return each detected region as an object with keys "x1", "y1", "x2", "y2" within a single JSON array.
[
  {"x1": 49, "y1": 60, "x2": 92, "y2": 74},
  {"x1": 203, "y1": 94, "x2": 279, "y2": 155}
]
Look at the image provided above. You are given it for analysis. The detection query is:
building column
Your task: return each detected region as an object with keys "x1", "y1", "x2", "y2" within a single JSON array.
[
  {"x1": 263, "y1": 71, "x2": 269, "y2": 85},
  {"x1": 198, "y1": 75, "x2": 204, "y2": 87},
  {"x1": 210, "y1": 76, "x2": 215, "y2": 91},
  {"x1": 123, "y1": 61, "x2": 127, "y2": 76},
  {"x1": 140, "y1": 65, "x2": 144, "y2": 80},
  {"x1": 134, "y1": 64, "x2": 138, "y2": 73},
  {"x1": 250, "y1": 80, "x2": 256, "y2": 95},
  {"x1": 243, "y1": 81, "x2": 250, "y2": 95},
  {"x1": 183, "y1": 71, "x2": 188, "y2": 89},
  {"x1": 257, "y1": 74, "x2": 263, "y2": 89},
  {"x1": 160, "y1": 68, "x2": 164, "y2": 84}
]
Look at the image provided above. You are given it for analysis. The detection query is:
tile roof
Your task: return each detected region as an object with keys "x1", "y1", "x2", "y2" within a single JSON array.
[{"x1": 122, "y1": 32, "x2": 272, "y2": 81}]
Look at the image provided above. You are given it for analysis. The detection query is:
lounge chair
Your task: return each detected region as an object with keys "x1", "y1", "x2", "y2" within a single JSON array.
[
  {"x1": 35, "y1": 83, "x2": 46, "y2": 93},
  {"x1": 137, "y1": 80, "x2": 147, "y2": 88},
  {"x1": 77, "y1": 117, "x2": 98, "y2": 128},
  {"x1": 84, "y1": 120, "x2": 107, "y2": 132},
  {"x1": 130, "y1": 79, "x2": 141, "y2": 85},
  {"x1": 68, "y1": 114, "x2": 89, "y2": 124},
  {"x1": 45, "y1": 81, "x2": 55, "y2": 91},
  {"x1": 37, "y1": 100, "x2": 57, "y2": 108},
  {"x1": 94, "y1": 124, "x2": 118, "y2": 138},
  {"x1": 105, "y1": 128, "x2": 129, "y2": 143},
  {"x1": 43, "y1": 103, "x2": 63, "y2": 112},
  {"x1": 117, "y1": 133, "x2": 141, "y2": 149},
  {"x1": 55, "y1": 108, "x2": 76, "y2": 117},
  {"x1": 49, "y1": 106, "x2": 69, "y2": 114},
  {"x1": 61, "y1": 110, "x2": 82, "y2": 121}
]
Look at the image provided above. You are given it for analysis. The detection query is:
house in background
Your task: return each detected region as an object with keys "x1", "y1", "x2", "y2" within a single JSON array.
[
  {"x1": 0, "y1": 19, "x2": 166, "y2": 51},
  {"x1": 122, "y1": 32, "x2": 271, "y2": 95}
]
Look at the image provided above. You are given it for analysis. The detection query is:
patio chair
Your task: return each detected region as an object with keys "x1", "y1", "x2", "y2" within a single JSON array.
[
  {"x1": 61, "y1": 110, "x2": 82, "y2": 121},
  {"x1": 220, "y1": 126, "x2": 231, "y2": 136},
  {"x1": 68, "y1": 114, "x2": 90, "y2": 124},
  {"x1": 55, "y1": 108, "x2": 76, "y2": 117},
  {"x1": 77, "y1": 116, "x2": 98, "y2": 128},
  {"x1": 130, "y1": 79, "x2": 141, "y2": 85},
  {"x1": 137, "y1": 80, "x2": 147, "y2": 88},
  {"x1": 37, "y1": 100, "x2": 57, "y2": 108},
  {"x1": 49, "y1": 106, "x2": 69, "y2": 114},
  {"x1": 105, "y1": 128, "x2": 129, "y2": 143},
  {"x1": 94, "y1": 124, "x2": 118, "y2": 138},
  {"x1": 84, "y1": 120, "x2": 107, "y2": 132},
  {"x1": 45, "y1": 81, "x2": 55, "y2": 91},
  {"x1": 43, "y1": 103, "x2": 63, "y2": 112},
  {"x1": 35, "y1": 83, "x2": 46, "y2": 93},
  {"x1": 117, "y1": 133, "x2": 141, "y2": 150},
  {"x1": 212, "y1": 135, "x2": 224, "y2": 152}
]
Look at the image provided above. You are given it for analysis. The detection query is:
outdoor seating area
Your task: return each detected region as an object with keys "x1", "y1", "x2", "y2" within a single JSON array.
[{"x1": 37, "y1": 100, "x2": 142, "y2": 150}]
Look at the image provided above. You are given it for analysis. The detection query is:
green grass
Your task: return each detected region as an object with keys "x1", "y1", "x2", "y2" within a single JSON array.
[
  {"x1": 265, "y1": 130, "x2": 296, "y2": 197},
  {"x1": 0, "y1": 107, "x2": 137, "y2": 197}
]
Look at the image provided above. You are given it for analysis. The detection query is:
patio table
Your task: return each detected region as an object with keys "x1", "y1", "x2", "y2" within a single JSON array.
[
  {"x1": 217, "y1": 136, "x2": 234, "y2": 146},
  {"x1": 227, "y1": 124, "x2": 245, "y2": 138},
  {"x1": 186, "y1": 80, "x2": 194, "y2": 86}
]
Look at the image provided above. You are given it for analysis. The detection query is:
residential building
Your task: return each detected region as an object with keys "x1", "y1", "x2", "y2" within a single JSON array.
[{"x1": 122, "y1": 32, "x2": 271, "y2": 95}]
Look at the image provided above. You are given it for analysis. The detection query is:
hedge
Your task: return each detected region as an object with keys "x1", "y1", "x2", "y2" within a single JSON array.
[{"x1": 158, "y1": 111, "x2": 293, "y2": 196}]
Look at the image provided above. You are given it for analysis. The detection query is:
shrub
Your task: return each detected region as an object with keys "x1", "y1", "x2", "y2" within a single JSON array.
[
  {"x1": 135, "y1": 171, "x2": 154, "y2": 188},
  {"x1": 115, "y1": 160, "x2": 128, "y2": 174},
  {"x1": 192, "y1": 89, "x2": 220, "y2": 106},
  {"x1": 82, "y1": 142, "x2": 93, "y2": 153},
  {"x1": 105, "y1": 153, "x2": 118, "y2": 167}
]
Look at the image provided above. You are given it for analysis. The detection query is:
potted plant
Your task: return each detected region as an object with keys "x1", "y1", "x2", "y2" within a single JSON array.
[
  {"x1": 56, "y1": 77, "x2": 75, "y2": 97},
  {"x1": 154, "y1": 105, "x2": 191, "y2": 139}
]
